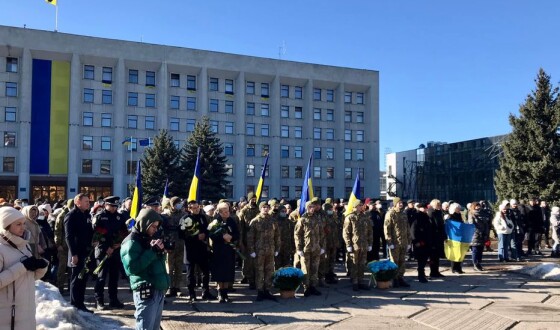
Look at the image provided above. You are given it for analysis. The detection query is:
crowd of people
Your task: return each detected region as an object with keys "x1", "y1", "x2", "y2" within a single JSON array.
[{"x1": 0, "y1": 193, "x2": 558, "y2": 330}]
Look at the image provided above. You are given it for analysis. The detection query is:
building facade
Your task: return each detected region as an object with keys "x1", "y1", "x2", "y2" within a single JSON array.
[
  {"x1": 386, "y1": 136, "x2": 505, "y2": 205},
  {"x1": 0, "y1": 25, "x2": 379, "y2": 202}
]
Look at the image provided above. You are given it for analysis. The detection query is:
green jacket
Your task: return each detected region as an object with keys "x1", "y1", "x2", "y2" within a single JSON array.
[{"x1": 120, "y1": 208, "x2": 170, "y2": 292}]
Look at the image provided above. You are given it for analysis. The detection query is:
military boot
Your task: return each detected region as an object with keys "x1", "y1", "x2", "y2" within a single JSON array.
[
  {"x1": 256, "y1": 290, "x2": 265, "y2": 301},
  {"x1": 201, "y1": 288, "x2": 217, "y2": 301},
  {"x1": 264, "y1": 290, "x2": 277, "y2": 301},
  {"x1": 109, "y1": 298, "x2": 125, "y2": 309},
  {"x1": 418, "y1": 270, "x2": 428, "y2": 283},
  {"x1": 218, "y1": 289, "x2": 227, "y2": 303},
  {"x1": 398, "y1": 277, "x2": 410, "y2": 288},
  {"x1": 187, "y1": 288, "x2": 197, "y2": 303}
]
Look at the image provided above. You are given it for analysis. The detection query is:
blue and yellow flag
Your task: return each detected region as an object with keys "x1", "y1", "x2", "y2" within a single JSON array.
[
  {"x1": 122, "y1": 137, "x2": 131, "y2": 146},
  {"x1": 298, "y1": 154, "x2": 314, "y2": 216},
  {"x1": 128, "y1": 161, "x2": 143, "y2": 229},
  {"x1": 30, "y1": 59, "x2": 70, "y2": 175},
  {"x1": 444, "y1": 220, "x2": 475, "y2": 262},
  {"x1": 188, "y1": 148, "x2": 200, "y2": 202},
  {"x1": 255, "y1": 154, "x2": 269, "y2": 203},
  {"x1": 45, "y1": 0, "x2": 57, "y2": 6},
  {"x1": 344, "y1": 173, "x2": 361, "y2": 216}
]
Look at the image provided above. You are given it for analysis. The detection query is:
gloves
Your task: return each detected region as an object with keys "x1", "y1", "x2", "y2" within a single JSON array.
[
  {"x1": 367, "y1": 246, "x2": 372, "y2": 252},
  {"x1": 250, "y1": 252, "x2": 256, "y2": 258},
  {"x1": 274, "y1": 251, "x2": 279, "y2": 257},
  {"x1": 388, "y1": 244, "x2": 395, "y2": 250},
  {"x1": 347, "y1": 247, "x2": 353, "y2": 253},
  {"x1": 320, "y1": 249, "x2": 325, "y2": 255},
  {"x1": 297, "y1": 251, "x2": 304, "y2": 257},
  {"x1": 22, "y1": 257, "x2": 48, "y2": 271}
]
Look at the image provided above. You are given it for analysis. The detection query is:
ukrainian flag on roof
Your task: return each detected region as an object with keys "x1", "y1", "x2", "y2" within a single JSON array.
[{"x1": 444, "y1": 220, "x2": 475, "y2": 262}]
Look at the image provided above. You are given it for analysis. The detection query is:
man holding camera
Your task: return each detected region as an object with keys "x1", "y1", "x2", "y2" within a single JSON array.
[
  {"x1": 121, "y1": 208, "x2": 170, "y2": 330},
  {"x1": 92, "y1": 196, "x2": 127, "y2": 310}
]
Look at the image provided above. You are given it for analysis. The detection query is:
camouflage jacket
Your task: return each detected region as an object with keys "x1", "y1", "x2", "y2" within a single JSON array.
[
  {"x1": 343, "y1": 211, "x2": 373, "y2": 251},
  {"x1": 294, "y1": 212, "x2": 325, "y2": 253},
  {"x1": 54, "y1": 207, "x2": 70, "y2": 249},
  {"x1": 384, "y1": 207, "x2": 411, "y2": 246},
  {"x1": 247, "y1": 213, "x2": 280, "y2": 255},
  {"x1": 239, "y1": 203, "x2": 259, "y2": 245}
]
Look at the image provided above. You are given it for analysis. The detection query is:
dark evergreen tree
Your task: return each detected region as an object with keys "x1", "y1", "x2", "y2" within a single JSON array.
[
  {"x1": 179, "y1": 116, "x2": 229, "y2": 201},
  {"x1": 495, "y1": 69, "x2": 560, "y2": 202},
  {"x1": 140, "y1": 130, "x2": 182, "y2": 198}
]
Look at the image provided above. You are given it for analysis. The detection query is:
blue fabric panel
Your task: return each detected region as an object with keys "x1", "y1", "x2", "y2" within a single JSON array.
[{"x1": 30, "y1": 59, "x2": 52, "y2": 174}]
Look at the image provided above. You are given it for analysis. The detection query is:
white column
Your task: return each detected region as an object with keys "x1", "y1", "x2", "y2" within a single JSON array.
[
  {"x1": 66, "y1": 53, "x2": 82, "y2": 198},
  {"x1": 234, "y1": 71, "x2": 246, "y2": 199},
  {"x1": 113, "y1": 58, "x2": 126, "y2": 197},
  {"x1": 366, "y1": 76, "x2": 380, "y2": 197},
  {"x1": 17, "y1": 48, "x2": 32, "y2": 198},
  {"x1": 269, "y1": 75, "x2": 281, "y2": 198},
  {"x1": 199, "y1": 67, "x2": 208, "y2": 116},
  {"x1": 157, "y1": 63, "x2": 168, "y2": 130},
  {"x1": 335, "y1": 83, "x2": 346, "y2": 199}
]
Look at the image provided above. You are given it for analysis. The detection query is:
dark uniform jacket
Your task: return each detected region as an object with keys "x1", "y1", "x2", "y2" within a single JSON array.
[{"x1": 64, "y1": 208, "x2": 93, "y2": 260}]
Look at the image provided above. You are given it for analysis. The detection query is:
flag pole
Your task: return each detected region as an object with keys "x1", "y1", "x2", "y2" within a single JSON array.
[
  {"x1": 130, "y1": 136, "x2": 133, "y2": 196},
  {"x1": 55, "y1": 2, "x2": 58, "y2": 32}
]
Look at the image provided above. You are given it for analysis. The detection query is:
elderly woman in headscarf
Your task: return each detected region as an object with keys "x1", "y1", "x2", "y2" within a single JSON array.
[
  {"x1": 21, "y1": 205, "x2": 46, "y2": 258},
  {"x1": 0, "y1": 207, "x2": 49, "y2": 330}
]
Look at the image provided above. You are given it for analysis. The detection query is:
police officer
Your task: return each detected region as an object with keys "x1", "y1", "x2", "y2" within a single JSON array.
[
  {"x1": 343, "y1": 199, "x2": 373, "y2": 291},
  {"x1": 247, "y1": 201, "x2": 280, "y2": 301},
  {"x1": 93, "y1": 196, "x2": 127, "y2": 310},
  {"x1": 238, "y1": 192, "x2": 259, "y2": 289},
  {"x1": 384, "y1": 197, "x2": 411, "y2": 288}
]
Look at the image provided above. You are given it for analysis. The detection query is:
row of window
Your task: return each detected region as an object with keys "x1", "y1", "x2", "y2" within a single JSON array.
[
  {"x1": 1, "y1": 157, "x2": 15, "y2": 172},
  {"x1": 243, "y1": 164, "x2": 365, "y2": 180},
  {"x1": 81, "y1": 159, "x2": 112, "y2": 174},
  {"x1": 226, "y1": 143, "x2": 365, "y2": 161},
  {"x1": 81, "y1": 65, "x2": 366, "y2": 104}
]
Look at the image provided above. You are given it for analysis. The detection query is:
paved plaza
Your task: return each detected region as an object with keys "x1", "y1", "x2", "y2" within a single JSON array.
[{"x1": 85, "y1": 252, "x2": 560, "y2": 330}]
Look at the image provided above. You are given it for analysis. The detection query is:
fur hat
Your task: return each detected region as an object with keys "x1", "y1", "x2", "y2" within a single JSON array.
[
  {"x1": 247, "y1": 192, "x2": 255, "y2": 200},
  {"x1": 509, "y1": 199, "x2": 518, "y2": 206},
  {"x1": 449, "y1": 203, "x2": 461, "y2": 214},
  {"x1": 392, "y1": 197, "x2": 401, "y2": 205},
  {"x1": 0, "y1": 207, "x2": 25, "y2": 231}
]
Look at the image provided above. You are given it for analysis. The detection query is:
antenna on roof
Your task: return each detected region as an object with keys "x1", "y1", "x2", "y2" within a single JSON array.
[{"x1": 278, "y1": 41, "x2": 286, "y2": 59}]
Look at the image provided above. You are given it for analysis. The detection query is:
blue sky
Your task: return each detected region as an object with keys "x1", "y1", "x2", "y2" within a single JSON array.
[{"x1": 4, "y1": 1, "x2": 560, "y2": 165}]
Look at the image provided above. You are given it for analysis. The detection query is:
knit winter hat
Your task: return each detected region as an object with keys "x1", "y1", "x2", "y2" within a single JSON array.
[
  {"x1": 0, "y1": 207, "x2": 25, "y2": 231},
  {"x1": 449, "y1": 203, "x2": 461, "y2": 214}
]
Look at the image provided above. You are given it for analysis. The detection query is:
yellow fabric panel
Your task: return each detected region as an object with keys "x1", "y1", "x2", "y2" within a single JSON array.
[
  {"x1": 444, "y1": 239, "x2": 471, "y2": 262},
  {"x1": 49, "y1": 61, "x2": 70, "y2": 174}
]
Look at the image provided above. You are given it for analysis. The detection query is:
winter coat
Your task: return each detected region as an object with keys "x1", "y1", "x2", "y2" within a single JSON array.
[
  {"x1": 493, "y1": 212, "x2": 514, "y2": 235},
  {"x1": 294, "y1": 212, "x2": 324, "y2": 253},
  {"x1": 526, "y1": 204, "x2": 544, "y2": 233},
  {"x1": 64, "y1": 208, "x2": 93, "y2": 266},
  {"x1": 427, "y1": 208, "x2": 446, "y2": 258},
  {"x1": 384, "y1": 207, "x2": 411, "y2": 247},
  {"x1": 22, "y1": 206, "x2": 46, "y2": 258},
  {"x1": 550, "y1": 212, "x2": 560, "y2": 243},
  {"x1": 468, "y1": 212, "x2": 490, "y2": 246},
  {"x1": 181, "y1": 212, "x2": 210, "y2": 264},
  {"x1": 410, "y1": 211, "x2": 434, "y2": 251},
  {"x1": 0, "y1": 231, "x2": 48, "y2": 330},
  {"x1": 343, "y1": 211, "x2": 373, "y2": 251},
  {"x1": 509, "y1": 207, "x2": 526, "y2": 235},
  {"x1": 120, "y1": 215, "x2": 170, "y2": 292},
  {"x1": 209, "y1": 216, "x2": 239, "y2": 282}
]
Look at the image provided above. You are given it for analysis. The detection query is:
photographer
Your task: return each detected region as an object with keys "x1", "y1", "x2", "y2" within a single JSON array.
[{"x1": 121, "y1": 208, "x2": 170, "y2": 330}]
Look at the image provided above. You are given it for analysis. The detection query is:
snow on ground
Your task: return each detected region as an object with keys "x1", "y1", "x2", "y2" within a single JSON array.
[
  {"x1": 518, "y1": 262, "x2": 560, "y2": 280},
  {"x1": 35, "y1": 281, "x2": 131, "y2": 330}
]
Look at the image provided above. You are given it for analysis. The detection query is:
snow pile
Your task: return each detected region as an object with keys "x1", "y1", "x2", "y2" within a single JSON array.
[
  {"x1": 518, "y1": 262, "x2": 560, "y2": 281},
  {"x1": 35, "y1": 281, "x2": 131, "y2": 330}
]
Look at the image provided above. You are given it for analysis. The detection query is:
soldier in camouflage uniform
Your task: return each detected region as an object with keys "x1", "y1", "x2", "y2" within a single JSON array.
[
  {"x1": 238, "y1": 192, "x2": 259, "y2": 289},
  {"x1": 295, "y1": 200, "x2": 325, "y2": 297},
  {"x1": 321, "y1": 202, "x2": 340, "y2": 284},
  {"x1": 161, "y1": 196, "x2": 186, "y2": 297},
  {"x1": 343, "y1": 199, "x2": 373, "y2": 291},
  {"x1": 289, "y1": 200, "x2": 302, "y2": 268},
  {"x1": 384, "y1": 197, "x2": 411, "y2": 287},
  {"x1": 247, "y1": 201, "x2": 280, "y2": 301},
  {"x1": 274, "y1": 204, "x2": 294, "y2": 268},
  {"x1": 54, "y1": 199, "x2": 73, "y2": 293}
]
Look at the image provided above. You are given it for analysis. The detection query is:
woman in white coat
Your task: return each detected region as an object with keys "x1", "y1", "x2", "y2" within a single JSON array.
[
  {"x1": 493, "y1": 201, "x2": 514, "y2": 262},
  {"x1": 0, "y1": 207, "x2": 49, "y2": 330}
]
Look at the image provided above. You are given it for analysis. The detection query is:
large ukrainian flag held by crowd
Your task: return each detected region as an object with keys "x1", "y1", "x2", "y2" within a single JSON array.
[
  {"x1": 444, "y1": 220, "x2": 475, "y2": 262},
  {"x1": 30, "y1": 59, "x2": 70, "y2": 174}
]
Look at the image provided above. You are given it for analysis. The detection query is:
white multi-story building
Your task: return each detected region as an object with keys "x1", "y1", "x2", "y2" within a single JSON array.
[{"x1": 0, "y1": 25, "x2": 379, "y2": 202}]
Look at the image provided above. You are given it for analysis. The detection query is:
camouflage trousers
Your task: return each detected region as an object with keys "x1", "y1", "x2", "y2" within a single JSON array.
[
  {"x1": 242, "y1": 254, "x2": 255, "y2": 282},
  {"x1": 319, "y1": 246, "x2": 337, "y2": 278},
  {"x1": 56, "y1": 248, "x2": 68, "y2": 290},
  {"x1": 301, "y1": 251, "x2": 321, "y2": 288},
  {"x1": 166, "y1": 239, "x2": 185, "y2": 289},
  {"x1": 255, "y1": 252, "x2": 275, "y2": 290},
  {"x1": 349, "y1": 249, "x2": 367, "y2": 283},
  {"x1": 389, "y1": 245, "x2": 407, "y2": 277}
]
